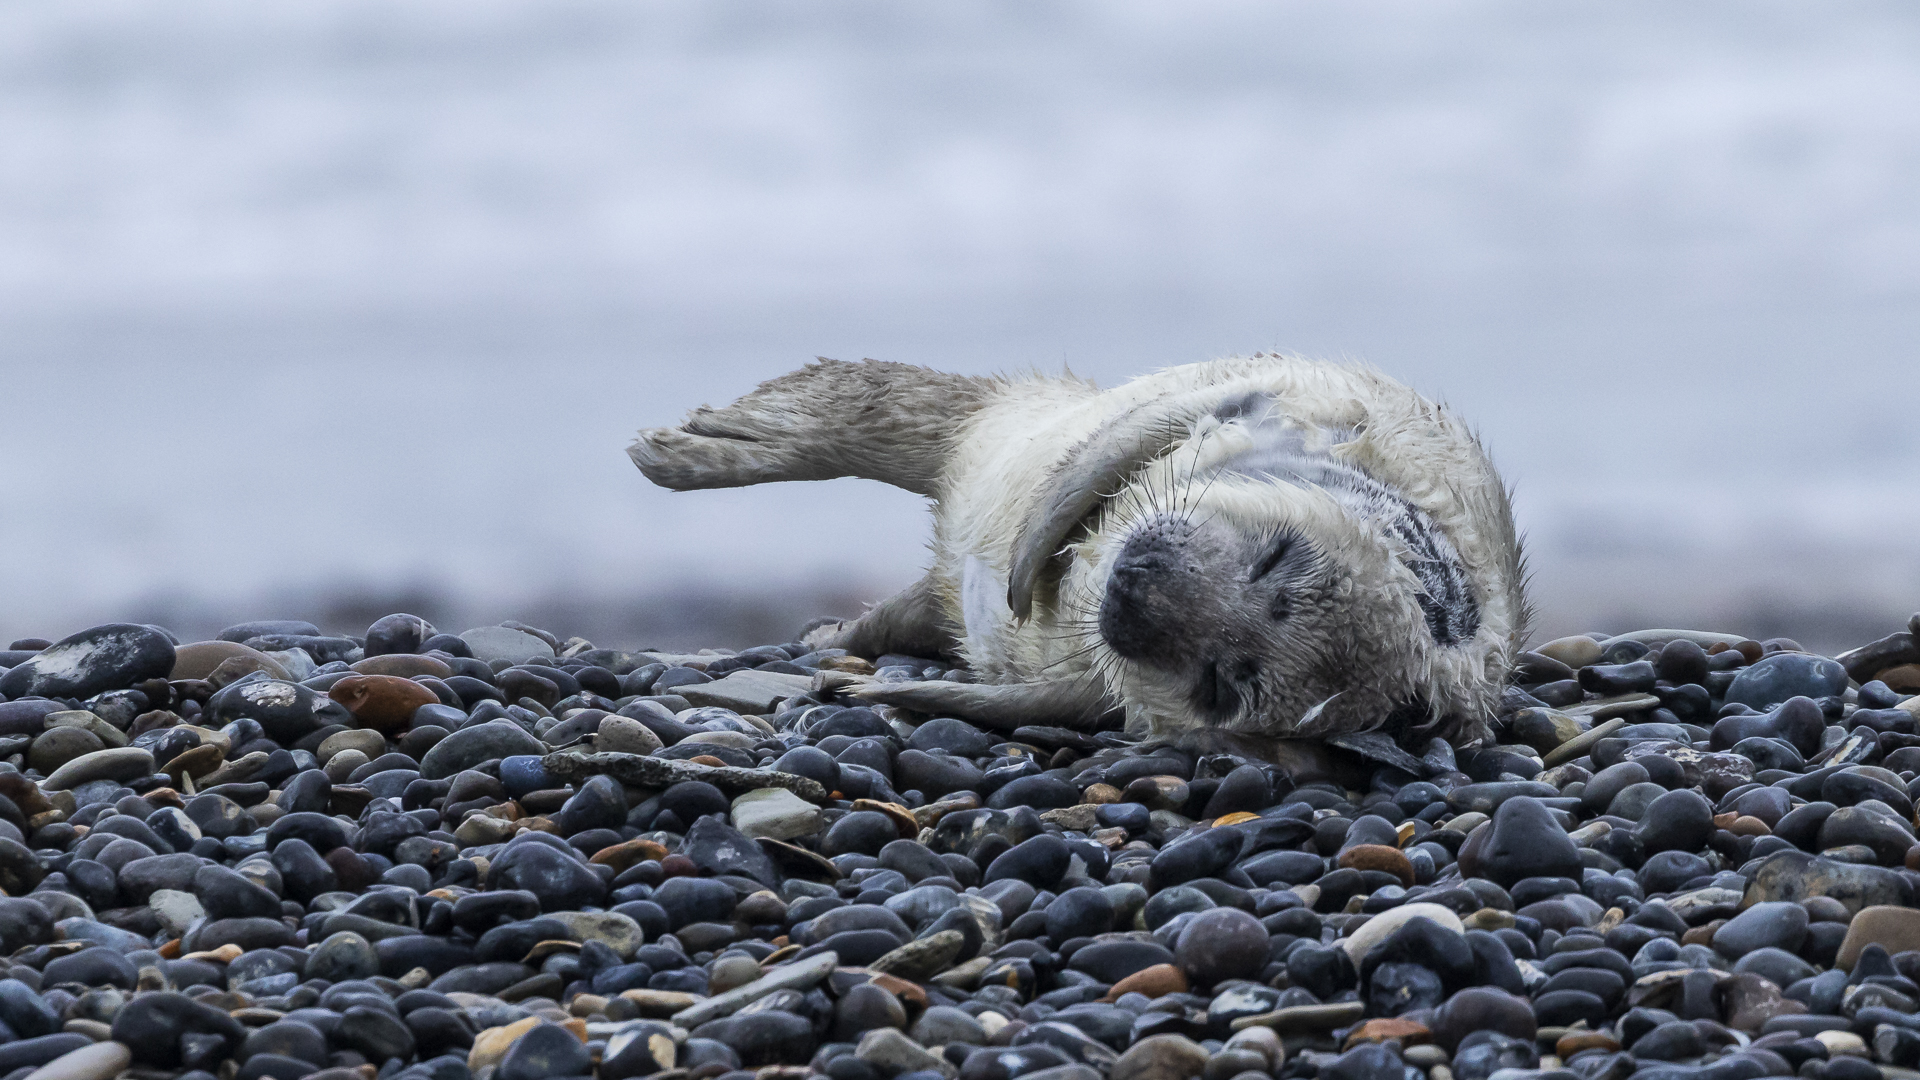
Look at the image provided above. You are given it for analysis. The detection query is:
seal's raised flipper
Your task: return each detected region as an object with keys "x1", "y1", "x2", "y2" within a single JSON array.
[
  {"x1": 630, "y1": 358, "x2": 999, "y2": 497},
  {"x1": 803, "y1": 573, "x2": 960, "y2": 662},
  {"x1": 840, "y1": 675, "x2": 1117, "y2": 732}
]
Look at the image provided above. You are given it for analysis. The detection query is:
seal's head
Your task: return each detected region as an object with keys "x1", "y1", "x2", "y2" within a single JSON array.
[{"x1": 1046, "y1": 402, "x2": 1517, "y2": 749}]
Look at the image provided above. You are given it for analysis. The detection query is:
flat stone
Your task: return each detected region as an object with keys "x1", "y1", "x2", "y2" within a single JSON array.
[
  {"x1": 172, "y1": 641, "x2": 287, "y2": 682},
  {"x1": 1564, "y1": 694, "x2": 1661, "y2": 719},
  {"x1": 869, "y1": 930, "x2": 963, "y2": 981},
  {"x1": 1543, "y1": 717, "x2": 1627, "y2": 768},
  {"x1": 671, "y1": 950, "x2": 838, "y2": 1029},
  {"x1": 19, "y1": 1040, "x2": 132, "y2": 1080},
  {"x1": 1232, "y1": 1001, "x2": 1366, "y2": 1033},
  {"x1": 1343, "y1": 902, "x2": 1465, "y2": 963},
  {"x1": 856, "y1": 1027, "x2": 957, "y2": 1079},
  {"x1": 148, "y1": 890, "x2": 204, "y2": 937},
  {"x1": 730, "y1": 787, "x2": 824, "y2": 841},
  {"x1": 460, "y1": 627, "x2": 555, "y2": 665},
  {"x1": 543, "y1": 748, "x2": 827, "y2": 802},
  {"x1": 42, "y1": 747, "x2": 155, "y2": 790},
  {"x1": 675, "y1": 669, "x2": 814, "y2": 714}
]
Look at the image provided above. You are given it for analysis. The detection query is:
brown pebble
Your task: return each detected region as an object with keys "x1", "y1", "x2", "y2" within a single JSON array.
[
  {"x1": 1338, "y1": 844, "x2": 1414, "y2": 886},
  {"x1": 1101, "y1": 963, "x2": 1188, "y2": 1001},
  {"x1": 852, "y1": 799, "x2": 920, "y2": 838},
  {"x1": 1557, "y1": 1033, "x2": 1621, "y2": 1056},
  {"x1": 1081, "y1": 783, "x2": 1122, "y2": 804},
  {"x1": 1683, "y1": 920, "x2": 1725, "y2": 947},
  {"x1": 1346, "y1": 1018, "x2": 1431, "y2": 1049},
  {"x1": 328, "y1": 674, "x2": 438, "y2": 733},
  {"x1": 590, "y1": 838, "x2": 668, "y2": 874}
]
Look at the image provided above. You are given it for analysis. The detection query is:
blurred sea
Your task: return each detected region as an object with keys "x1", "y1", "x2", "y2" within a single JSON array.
[{"x1": 1, "y1": 2, "x2": 1916, "y2": 655}]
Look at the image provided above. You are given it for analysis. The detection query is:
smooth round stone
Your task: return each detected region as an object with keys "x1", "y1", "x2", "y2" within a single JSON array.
[
  {"x1": 1836, "y1": 905, "x2": 1920, "y2": 970},
  {"x1": 42, "y1": 747, "x2": 156, "y2": 791},
  {"x1": 596, "y1": 715, "x2": 663, "y2": 756},
  {"x1": 1635, "y1": 788, "x2": 1715, "y2": 855},
  {"x1": 1733, "y1": 946, "x2": 1817, "y2": 988},
  {"x1": 894, "y1": 751, "x2": 984, "y2": 800},
  {"x1": 204, "y1": 677, "x2": 346, "y2": 744},
  {"x1": 985, "y1": 774, "x2": 1080, "y2": 811},
  {"x1": 328, "y1": 675, "x2": 437, "y2": 733},
  {"x1": 1604, "y1": 781, "x2": 1668, "y2": 821},
  {"x1": 1460, "y1": 796, "x2": 1582, "y2": 887},
  {"x1": 983, "y1": 835, "x2": 1071, "y2": 890},
  {"x1": 460, "y1": 627, "x2": 556, "y2": 666},
  {"x1": 772, "y1": 745, "x2": 839, "y2": 790},
  {"x1": 1713, "y1": 901, "x2": 1810, "y2": 958},
  {"x1": 823, "y1": 812, "x2": 901, "y2": 858},
  {"x1": 832, "y1": 983, "x2": 907, "y2": 1041},
  {"x1": 41, "y1": 947, "x2": 137, "y2": 990},
  {"x1": 495, "y1": 1021, "x2": 588, "y2": 1080},
  {"x1": 697, "y1": 1011, "x2": 814, "y2": 1068},
  {"x1": 172, "y1": 640, "x2": 289, "y2": 682},
  {"x1": 1044, "y1": 886, "x2": 1116, "y2": 941},
  {"x1": 1369, "y1": 961, "x2": 1445, "y2": 1016},
  {"x1": 0, "y1": 623, "x2": 175, "y2": 700},
  {"x1": 109, "y1": 990, "x2": 246, "y2": 1068},
  {"x1": 28, "y1": 727, "x2": 105, "y2": 773},
  {"x1": 1639, "y1": 851, "x2": 1713, "y2": 894},
  {"x1": 558, "y1": 775, "x2": 629, "y2": 834},
  {"x1": 306, "y1": 931, "x2": 379, "y2": 982},
  {"x1": 1068, "y1": 939, "x2": 1177, "y2": 983},
  {"x1": 732, "y1": 787, "x2": 823, "y2": 842},
  {"x1": 1725, "y1": 654, "x2": 1848, "y2": 710},
  {"x1": 488, "y1": 834, "x2": 608, "y2": 911},
  {"x1": 419, "y1": 720, "x2": 545, "y2": 780},
  {"x1": 1174, "y1": 907, "x2": 1269, "y2": 987},
  {"x1": 1343, "y1": 902, "x2": 1467, "y2": 963},
  {"x1": 651, "y1": 877, "x2": 738, "y2": 930},
  {"x1": 1201, "y1": 764, "x2": 1274, "y2": 818},
  {"x1": 658, "y1": 781, "x2": 729, "y2": 825},
  {"x1": 1430, "y1": 987, "x2": 1538, "y2": 1052},
  {"x1": 1452, "y1": 1032, "x2": 1538, "y2": 1080},
  {"x1": 316, "y1": 729, "x2": 386, "y2": 763},
  {"x1": 1142, "y1": 885, "x2": 1214, "y2": 930},
  {"x1": 1321, "y1": 1042, "x2": 1408, "y2": 1080},
  {"x1": 363, "y1": 613, "x2": 435, "y2": 657},
  {"x1": 1148, "y1": 826, "x2": 1242, "y2": 889},
  {"x1": 241, "y1": 1021, "x2": 329, "y2": 1068},
  {"x1": 906, "y1": 718, "x2": 995, "y2": 758},
  {"x1": 708, "y1": 954, "x2": 761, "y2": 994},
  {"x1": 911, "y1": 1006, "x2": 986, "y2": 1046}
]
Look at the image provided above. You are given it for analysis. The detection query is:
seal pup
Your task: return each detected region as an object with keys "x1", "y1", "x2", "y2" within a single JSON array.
[{"x1": 630, "y1": 354, "x2": 1527, "y2": 760}]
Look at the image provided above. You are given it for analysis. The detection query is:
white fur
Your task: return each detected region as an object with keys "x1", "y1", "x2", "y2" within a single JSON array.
[{"x1": 928, "y1": 355, "x2": 1525, "y2": 744}]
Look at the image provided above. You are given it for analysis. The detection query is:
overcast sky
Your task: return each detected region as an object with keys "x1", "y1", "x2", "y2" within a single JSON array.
[{"x1": 2, "y1": 1, "x2": 1916, "y2": 651}]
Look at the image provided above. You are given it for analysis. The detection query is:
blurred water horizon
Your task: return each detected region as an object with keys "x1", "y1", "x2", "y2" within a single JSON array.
[{"x1": 2, "y1": 2, "x2": 1916, "y2": 657}]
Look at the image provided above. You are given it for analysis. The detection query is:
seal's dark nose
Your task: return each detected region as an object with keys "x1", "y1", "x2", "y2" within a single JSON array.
[{"x1": 1098, "y1": 532, "x2": 1191, "y2": 661}]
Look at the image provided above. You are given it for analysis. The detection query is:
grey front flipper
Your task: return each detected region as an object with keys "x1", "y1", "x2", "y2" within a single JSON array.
[
  {"x1": 803, "y1": 573, "x2": 960, "y2": 662},
  {"x1": 842, "y1": 677, "x2": 1117, "y2": 732},
  {"x1": 1005, "y1": 388, "x2": 1226, "y2": 620}
]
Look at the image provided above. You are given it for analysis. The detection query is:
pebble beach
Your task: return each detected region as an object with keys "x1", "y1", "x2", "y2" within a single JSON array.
[{"x1": 1, "y1": 612, "x2": 1920, "y2": 1080}]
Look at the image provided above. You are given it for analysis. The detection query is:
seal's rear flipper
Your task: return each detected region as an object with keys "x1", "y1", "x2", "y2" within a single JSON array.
[
  {"x1": 630, "y1": 357, "x2": 998, "y2": 496},
  {"x1": 837, "y1": 676, "x2": 1118, "y2": 732}
]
